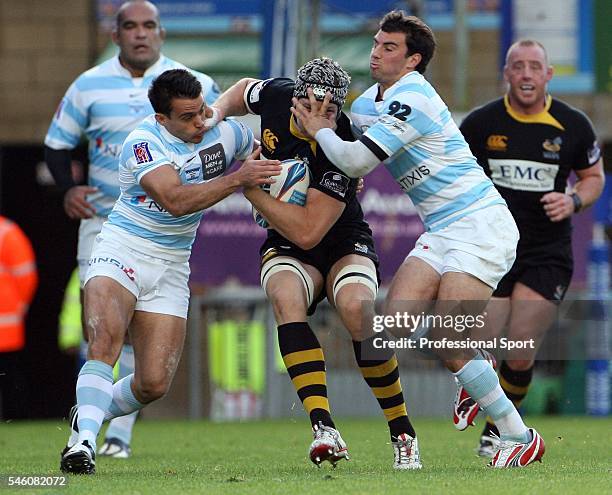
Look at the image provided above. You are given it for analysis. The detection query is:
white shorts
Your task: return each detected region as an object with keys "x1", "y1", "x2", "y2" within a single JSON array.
[
  {"x1": 407, "y1": 205, "x2": 519, "y2": 289},
  {"x1": 77, "y1": 216, "x2": 107, "y2": 285},
  {"x1": 84, "y1": 231, "x2": 191, "y2": 319}
]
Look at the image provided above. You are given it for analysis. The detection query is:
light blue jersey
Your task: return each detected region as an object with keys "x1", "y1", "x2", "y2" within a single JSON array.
[
  {"x1": 352, "y1": 71, "x2": 504, "y2": 232},
  {"x1": 105, "y1": 115, "x2": 253, "y2": 261},
  {"x1": 44, "y1": 55, "x2": 220, "y2": 217}
]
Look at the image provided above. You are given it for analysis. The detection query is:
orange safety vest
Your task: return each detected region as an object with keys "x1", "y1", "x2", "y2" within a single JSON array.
[{"x1": 0, "y1": 216, "x2": 37, "y2": 352}]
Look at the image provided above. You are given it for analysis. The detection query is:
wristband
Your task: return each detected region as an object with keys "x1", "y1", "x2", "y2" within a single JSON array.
[{"x1": 570, "y1": 193, "x2": 583, "y2": 213}]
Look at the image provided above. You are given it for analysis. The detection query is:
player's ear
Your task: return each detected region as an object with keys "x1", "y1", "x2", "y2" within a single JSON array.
[
  {"x1": 111, "y1": 28, "x2": 119, "y2": 46},
  {"x1": 407, "y1": 53, "x2": 422, "y2": 71},
  {"x1": 545, "y1": 64, "x2": 554, "y2": 82},
  {"x1": 154, "y1": 113, "x2": 167, "y2": 126}
]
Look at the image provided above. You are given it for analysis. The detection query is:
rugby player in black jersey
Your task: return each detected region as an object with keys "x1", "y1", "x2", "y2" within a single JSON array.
[
  {"x1": 206, "y1": 58, "x2": 420, "y2": 469},
  {"x1": 457, "y1": 39, "x2": 604, "y2": 456}
]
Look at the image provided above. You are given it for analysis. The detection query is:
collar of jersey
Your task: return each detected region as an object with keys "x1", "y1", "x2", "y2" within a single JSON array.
[
  {"x1": 376, "y1": 70, "x2": 421, "y2": 101},
  {"x1": 156, "y1": 118, "x2": 195, "y2": 147},
  {"x1": 503, "y1": 94, "x2": 564, "y2": 131},
  {"x1": 112, "y1": 54, "x2": 166, "y2": 80},
  {"x1": 289, "y1": 115, "x2": 317, "y2": 155}
]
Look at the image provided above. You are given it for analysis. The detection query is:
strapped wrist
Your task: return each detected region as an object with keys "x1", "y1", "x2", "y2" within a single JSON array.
[{"x1": 570, "y1": 192, "x2": 583, "y2": 213}]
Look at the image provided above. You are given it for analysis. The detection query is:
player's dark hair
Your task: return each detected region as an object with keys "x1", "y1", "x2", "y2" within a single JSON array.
[
  {"x1": 379, "y1": 10, "x2": 436, "y2": 74},
  {"x1": 148, "y1": 69, "x2": 202, "y2": 116}
]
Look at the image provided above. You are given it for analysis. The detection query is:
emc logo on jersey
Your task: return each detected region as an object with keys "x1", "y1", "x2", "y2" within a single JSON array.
[{"x1": 486, "y1": 135, "x2": 508, "y2": 151}]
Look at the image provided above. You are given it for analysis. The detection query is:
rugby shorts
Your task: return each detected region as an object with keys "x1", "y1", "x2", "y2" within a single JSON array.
[
  {"x1": 84, "y1": 230, "x2": 191, "y2": 319},
  {"x1": 407, "y1": 204, "x2": 519, "y2": 289}
]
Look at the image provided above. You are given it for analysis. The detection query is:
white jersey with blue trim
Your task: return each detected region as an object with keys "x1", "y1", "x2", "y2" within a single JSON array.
[
  {"x1": 351, "y1": 71, "x2": 504, "y2": 232},
  {"x1": 105, "y1": 115, "x2": 253, "y2": 262},
  {"x1": 44, "y1": 55, "x2": 220, "y2": 217}
]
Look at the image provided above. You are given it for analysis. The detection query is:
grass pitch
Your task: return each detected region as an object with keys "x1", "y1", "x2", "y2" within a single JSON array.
[{"x1": 0, "y1": 416, "x2": 610, "y2": 494}]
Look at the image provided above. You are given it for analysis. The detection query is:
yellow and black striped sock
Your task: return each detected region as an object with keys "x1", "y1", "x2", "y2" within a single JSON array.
[
  {"x1": 483, "y1": 360, "x2": 534, "y2": 437},
  {"x1": 278, "y1": 322, "x2": 334, "y2": 428},
  {"x1": 353, "y1": 334, "x2": 416, "y2": 439}
]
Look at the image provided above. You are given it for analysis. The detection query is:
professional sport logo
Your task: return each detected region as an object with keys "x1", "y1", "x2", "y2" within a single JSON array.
[
  {"x1": 262, "y1": 129, "x2": 279, "y2": 152},
  {"x1": 133, "y1": 142, "x2": 153, "y2": 164},
  {"x1": 486, "y1": 135, "x2": 508, "y2": 151}
]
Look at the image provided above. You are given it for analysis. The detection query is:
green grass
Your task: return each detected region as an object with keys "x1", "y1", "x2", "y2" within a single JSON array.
[{"x1": 0, "y1": 416, "x2": 610, "y2": 494}]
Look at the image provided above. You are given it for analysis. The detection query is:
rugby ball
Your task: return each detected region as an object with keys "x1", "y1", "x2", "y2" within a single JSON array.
[{"x1": 253, "y1": 159, "x2": 310, "y2": 228}]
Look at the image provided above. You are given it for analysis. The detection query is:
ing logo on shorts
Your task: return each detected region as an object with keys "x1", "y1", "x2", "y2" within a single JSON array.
[{"x1": 89, "y1": 257, "x2": 136, "y2": 281}]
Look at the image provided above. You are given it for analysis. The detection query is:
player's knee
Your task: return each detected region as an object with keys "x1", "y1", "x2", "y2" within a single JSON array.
[
  {"x1": 85, "y1": 320, "x2": 122, "y2": 362},
  {"x1": 268, "y1": 287, "x2": 308, "y2": 321},
  {"x1": 335, "y1": 296, "x2": 370, "y2": 339},
  {"x1": 134, "y1": 376, "x2": 170, "y2": 403}
]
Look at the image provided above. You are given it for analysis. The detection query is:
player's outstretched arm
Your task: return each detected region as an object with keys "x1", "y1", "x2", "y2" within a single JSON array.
[
  {"x1": 204, "y1": 78, "x2": 260, "y2": 130},
  {"x1": 244, "y1": 186, "x2": 344, "y2": 250},
  {"x1": 140, "y1": 147, "x2": 281, "y2": 217}
]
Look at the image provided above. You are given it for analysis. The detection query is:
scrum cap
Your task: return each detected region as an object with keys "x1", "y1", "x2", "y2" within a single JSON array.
[{"x1": 293, "y1": 57, "x2": 351, "y2": 108}]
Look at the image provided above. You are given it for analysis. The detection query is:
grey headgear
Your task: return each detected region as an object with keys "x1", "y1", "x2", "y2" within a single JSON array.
[{"x1": 293, "y1": 57, "x2": 351, "y2": 109}]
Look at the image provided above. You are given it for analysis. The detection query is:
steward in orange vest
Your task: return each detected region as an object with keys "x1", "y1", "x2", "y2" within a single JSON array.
[{"x1": 0, "y1": 216, "x2": 38, "y2": 352}]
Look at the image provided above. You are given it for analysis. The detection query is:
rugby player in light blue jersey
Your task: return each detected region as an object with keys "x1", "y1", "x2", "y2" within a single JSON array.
[
  {"x1": 292, "y1": 10, "x2": 544, "y2": 468},
  {"x1": 44, "y1": 0, "x2": 219, "y2": 458},
  {"x1": 59, "y1": 69, "x2": 281, "y2": 475}
]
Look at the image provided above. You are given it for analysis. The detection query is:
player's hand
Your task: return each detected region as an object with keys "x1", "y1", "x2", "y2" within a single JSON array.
[
  {"x1": 236, "y1": 147, "x2": 281, "y2": 188},
  {"x1": 356, "y1": 177, "x2": 365, "y2": 194},
  {"x1": 203, "y1": 106, "x2": 223, "y2": 131},
  {"x1": 63, "y1": 185, "x2": 97, "y2": 219},
  {"x1": 290, "y1": 88, "x2": 336, "y2": 138},
  {"x1": 540, "y1": 192, "x2": 574, "y2": 222}
]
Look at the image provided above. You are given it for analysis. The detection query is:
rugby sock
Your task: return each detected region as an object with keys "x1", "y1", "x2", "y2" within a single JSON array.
[
  {"x1": 75, "y1": 360, "x2": 114, "y2": 449},
  {"x1": 353, "y1": 334, "x2": 416, "y2": 439},
  {"x1": 277, "y1": 322, "x2": 335, "y2": 429},
  {"x1": 103, "y1": 345, "x2": 139, "y2": 444},
  {"x1": 104, "y1": 374, "x2": 146, "y2": 422},
  {"x1": 455, "y1": 359, "x2": 529, "y2": 442},
  {"x1": 482, "y1": 361, "x2": 533, "y2": 438}
]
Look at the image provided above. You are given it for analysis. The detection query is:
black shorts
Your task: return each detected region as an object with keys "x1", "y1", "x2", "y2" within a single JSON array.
[
  {"x1": 494, "y1": 239, "x2": 573, "y2": 303},
  {"x1": 260, "y1": 227, "x2": 380, "y2": 314}
]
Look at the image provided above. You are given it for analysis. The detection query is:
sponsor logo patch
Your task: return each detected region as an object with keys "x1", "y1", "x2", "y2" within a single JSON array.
[
  {"x1": 89, "y1": 256, "x2": 136, "y2": 281},
  {"x1": 248, "y1": 79, "x2": 271, "y2": 104},
  {"x1": 488, "y1": 158, "x2": 559, "y2": 192},
  {"x1": 199, "y1": 143, "x2": 227, "y2": 180},
  {"x1": 320, "y1": 171, "x2": 350, "y2": 198},
  {"x1": 486, "y1": 135, "x2": 508, "y2": 151},
  {"x1": 184, "y1": 165, "x2": 201, "y2": 182},
  {"x1": 542, "y1": 137, "x2": 562, "y2": 159},
  {"x1": 262, "y1": 129, "x2": 279, "y2": 152},
  {"x1": 588, "y1": 141, "x2": 601, "y2": 165},
  {"x1": 354, "y1": 242, "x2": 368, "y2": 254},
  {"x1": 133, "y1": 142, "x2": 153, "y2": 164},
  {"x1": 398, "y1": 165, "x2": 430, "y2": 192}
]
